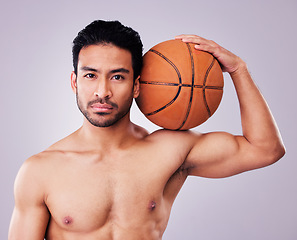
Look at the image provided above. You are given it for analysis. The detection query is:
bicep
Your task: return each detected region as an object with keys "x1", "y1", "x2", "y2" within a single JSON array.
[
  {"x1": 9, "y1": 158, "x2": 50, "y2": 240},
  {"x1": 9, "y1": 205, "x2": 50, "y2": 240},
  {"x1": 185, "y1": 132, "x2": 271, "y2": 178}
]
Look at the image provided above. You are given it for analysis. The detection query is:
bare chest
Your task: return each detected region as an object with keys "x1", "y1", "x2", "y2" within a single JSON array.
[{"x1": 45, "y1": 153, "x2": 174, "y2": 233}]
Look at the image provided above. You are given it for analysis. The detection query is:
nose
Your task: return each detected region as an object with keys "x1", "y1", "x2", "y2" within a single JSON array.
[{"x1": 94, "y1": 80, "x2": 112, "y2": 99}]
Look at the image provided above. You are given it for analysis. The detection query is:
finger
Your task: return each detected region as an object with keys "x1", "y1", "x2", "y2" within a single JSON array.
[
  {"x1": 194, "y1": 43, "x2": 213, "y2": 52},
  {"x1": 175, "y1": 35, "x2": 220, "y2": 57},
  {"x1": 175, "y1": 34, "x2": 199, "y2": 39},
  {"x1": 175, "y1": 34, "x2": 184, "y2": 39},
  {"x1": 175, "y1": 34, "x2": 198, "y2": 39},
  {"x1": 195, "y1": 43, "x2": 223, "y2": 58},
  {"x1": 177, "y1": 36, "x2": 211, "y2": 47}
]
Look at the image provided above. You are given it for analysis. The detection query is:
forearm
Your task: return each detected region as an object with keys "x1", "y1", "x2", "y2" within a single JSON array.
[{"x1": 230, "y1": 60, "x2": 285, "y2": 158}]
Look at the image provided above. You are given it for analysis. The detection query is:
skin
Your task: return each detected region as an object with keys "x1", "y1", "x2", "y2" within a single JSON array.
[{"x1": 9, "y1": 36, "x2": 285, "y2": 240}]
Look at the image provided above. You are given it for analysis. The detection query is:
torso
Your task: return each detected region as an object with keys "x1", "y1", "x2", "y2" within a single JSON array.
[{"x1": 38, "y1": 127, "x2": 194, "y2": 239}]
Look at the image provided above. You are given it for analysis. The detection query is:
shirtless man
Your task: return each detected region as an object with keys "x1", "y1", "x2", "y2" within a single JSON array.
[{"x1": 8, "y1": 20, "x2": 285, "y2": 240}]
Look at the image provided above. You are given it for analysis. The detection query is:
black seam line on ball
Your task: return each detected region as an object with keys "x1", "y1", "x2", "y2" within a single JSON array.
[
  {"x1": 177, "y1": 43, "x2": 195, "y2": 130},
  {"x1": 203, "y1": 57, "x2": 216, "y2": 117},
  {"x1": 145, "y1": 49, "x2": 182, "y2": 116},
  {"x1": 139, "y1": 81, "x2": 223, "y2": 90}
]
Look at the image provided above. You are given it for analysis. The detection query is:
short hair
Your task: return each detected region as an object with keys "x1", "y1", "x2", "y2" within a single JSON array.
[{"x1": 72, "y1": 20, "x2": 143, "y2": 80}]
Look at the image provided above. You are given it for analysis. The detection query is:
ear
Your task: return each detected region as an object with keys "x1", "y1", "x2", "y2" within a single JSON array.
[
  {"x1": 133, "y1": 76, "x2": 140, "y2": 98},
  {"x1": 71, "y1": 71, "x2": 77, "y2": 94}
]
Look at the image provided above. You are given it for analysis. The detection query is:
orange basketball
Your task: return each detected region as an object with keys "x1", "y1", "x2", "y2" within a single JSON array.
[{"x1": 136, "y1": 39, "x2": 224, "y2": 130}]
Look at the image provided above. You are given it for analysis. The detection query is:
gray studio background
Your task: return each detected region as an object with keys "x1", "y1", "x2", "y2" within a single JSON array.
[{"x1": 1, "y1": 0, "x2": 296, "y2": 239}]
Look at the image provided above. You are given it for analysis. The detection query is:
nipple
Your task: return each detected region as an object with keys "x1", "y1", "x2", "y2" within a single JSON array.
[
  {"x1": 63, "y1": 216, "x2": 73, "y2": 225},
  {"x1": 149, "y1": 201, "x2": 156, "y2": 211}
]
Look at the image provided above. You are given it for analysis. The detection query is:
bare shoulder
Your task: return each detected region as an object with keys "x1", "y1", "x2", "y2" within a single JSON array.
[
  {"x1": 19, "y1": 151, "x2": 52, "y2": 176},
  {"x1": 13, "y1": 153, "x2": 51, "y2": 208},
  {"x1": 147, "y1": 129, "x2": 236, "y2": 149},
  {"x1": 141, "y1": 129, "x2": 204, "y2": 162},
  {"x1": 16, "y1": 150, "x2": 62, "y2": 185},
  {"x1": 16, "y1": 133, "x2": 75, "y2": 193},
  {"x1": 146, "y1": 128, "x2": 202, "y2": 146}
]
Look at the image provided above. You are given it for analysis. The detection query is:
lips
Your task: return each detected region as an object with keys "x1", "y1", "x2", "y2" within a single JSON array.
[{"x1": 90, "y1": 103, "x2": 114, "y2": 112}]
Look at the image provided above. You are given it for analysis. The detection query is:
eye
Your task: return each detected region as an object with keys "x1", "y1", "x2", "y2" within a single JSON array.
[
  {"x1": 84, "y1": 73, "x2": 96, "y2": 79},
  {"x1": 112, "y1": 75, "x2": 125, "y2": 81}
]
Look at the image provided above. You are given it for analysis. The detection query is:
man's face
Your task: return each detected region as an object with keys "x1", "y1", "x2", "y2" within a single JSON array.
[{"x1": 71, "y1": 44, "x2": 139, "y2": 127}]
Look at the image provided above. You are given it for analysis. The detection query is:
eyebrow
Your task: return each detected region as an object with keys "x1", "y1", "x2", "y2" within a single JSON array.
[
  {"x1": 80, "y1": 66, "x2": 130, "y2": 74},
  {"x1": 110, "y1": 68, "x2": 130, "y2": 74},
  {"x1": 80, "y1": 66, "x2": 98, "y2": 72}
]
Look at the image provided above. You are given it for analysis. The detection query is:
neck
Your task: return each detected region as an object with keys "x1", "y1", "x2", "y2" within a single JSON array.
[{"x1": 76, "y1": 112, "x2": 135, "y2": 150}]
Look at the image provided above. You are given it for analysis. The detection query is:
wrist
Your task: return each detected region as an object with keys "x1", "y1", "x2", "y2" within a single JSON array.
[{"x1": 230, "y1": 58, "x2": 248, "y2": 77}]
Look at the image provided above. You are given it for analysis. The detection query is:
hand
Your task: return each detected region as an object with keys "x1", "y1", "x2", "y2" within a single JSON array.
[{"x1": 175, "y1": 34, "x2": 245, "y2": 74}]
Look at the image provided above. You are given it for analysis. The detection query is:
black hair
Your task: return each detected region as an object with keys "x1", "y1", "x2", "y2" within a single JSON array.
[{"x1": 72, "y1": 20, "x2": 143, "y2": 80}]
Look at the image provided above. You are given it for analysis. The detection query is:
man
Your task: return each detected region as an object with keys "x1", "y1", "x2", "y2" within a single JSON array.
[{"x1": 9, "y1": 20, "x2": 285, "y2": 240}]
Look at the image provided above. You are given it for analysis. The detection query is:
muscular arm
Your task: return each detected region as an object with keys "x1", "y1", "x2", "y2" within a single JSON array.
[
  {"x1": 175, "y1": 35, "x2": 285, "y2": 178},
  {"x1": 9, "y1": 156, "x2": 50, "y2": 240}
]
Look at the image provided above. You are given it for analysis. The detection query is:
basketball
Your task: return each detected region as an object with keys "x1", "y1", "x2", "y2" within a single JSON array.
[{"x1": 136, "y1": 39, "x2": 224, "y2": 130}]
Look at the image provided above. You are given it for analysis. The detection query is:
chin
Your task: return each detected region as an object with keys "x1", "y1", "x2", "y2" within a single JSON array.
[{"x1": 88, "y1": 110, "x2": 129, "y2": 128}]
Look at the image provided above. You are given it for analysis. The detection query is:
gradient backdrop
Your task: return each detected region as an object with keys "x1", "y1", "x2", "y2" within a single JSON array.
[{"x1": 1, "y1": 0, "x2": 296, "y2": 239}]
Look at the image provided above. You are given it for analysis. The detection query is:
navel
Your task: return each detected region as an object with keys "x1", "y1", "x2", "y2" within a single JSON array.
[
  {"x1": 63, "y1": 216, "x2": 73, "y2": 225},
  {"x1": 148, "y1": 201, "x2": 157, "y2": 211}
]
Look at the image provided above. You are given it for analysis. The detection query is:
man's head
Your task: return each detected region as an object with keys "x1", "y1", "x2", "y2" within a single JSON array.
[
  {"x1": 72, "y1": 20, "x2": 143, "y2": 80},
  {"x1": 71, "y1": 20, "x2": 143, "y2": 128}
]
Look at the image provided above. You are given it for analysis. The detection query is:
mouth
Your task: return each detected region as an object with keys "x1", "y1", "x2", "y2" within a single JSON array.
[{"x1": 90, "y1": 103, "x2": 114, "y2": 113}]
